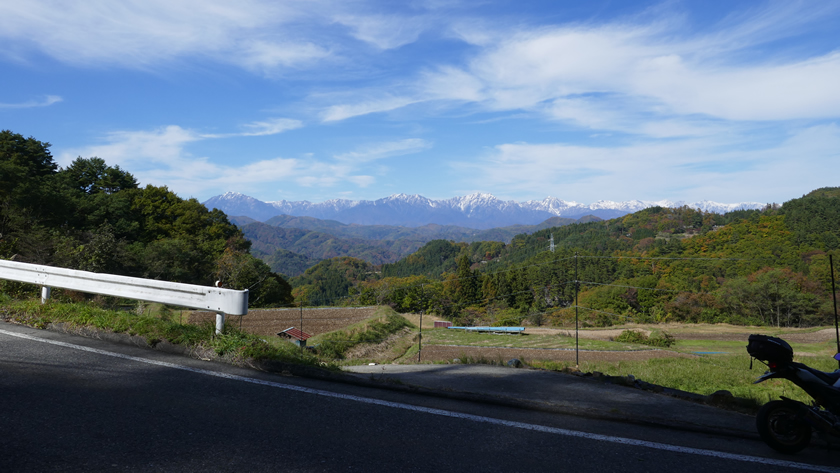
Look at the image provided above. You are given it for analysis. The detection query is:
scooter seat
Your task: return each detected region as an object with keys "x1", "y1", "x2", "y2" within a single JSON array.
[{"x1": 801, "y1": 364, "x2": 840, "y2": 386}]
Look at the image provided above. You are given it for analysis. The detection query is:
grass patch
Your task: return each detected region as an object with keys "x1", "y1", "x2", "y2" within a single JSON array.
[
  {"x1": 310, "y1": 308, "x2": 415, "y2": 360},
  {"x1": 420, "y1": 328, "x2": 649, "y2": 351},
  {"x1": 530, "y1": 353, "x2": 839, "y2": 407},
  {"x1": 1, "y1": 298, "x2": 325, "y2": 368}
]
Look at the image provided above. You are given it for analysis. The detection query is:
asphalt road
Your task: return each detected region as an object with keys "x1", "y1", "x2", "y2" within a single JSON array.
[{"x1": 1, "y1": 322, "x2": 837, "y2": 472}]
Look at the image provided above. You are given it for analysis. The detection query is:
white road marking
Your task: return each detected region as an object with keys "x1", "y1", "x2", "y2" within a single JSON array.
[{"x1": 2, "y1": 328, "x2": 837, "y2": 472}]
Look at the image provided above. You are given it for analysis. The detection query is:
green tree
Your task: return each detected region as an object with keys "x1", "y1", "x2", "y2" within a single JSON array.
[
  {"x1": 61, "y1": 157, "x2": 138, "y2": 195},
  {"x1": 215, "y1": 248, "x2": 294, "y2": 307},
  {"x1": 447, "y1": 254, "x2": 480, "y2": 311},
  {"x1": 0, "y1": 130, "x2": 66, "y2": 260},
  {"x1": 0, "y1": 130, "x2": 57, "y2": 201}
]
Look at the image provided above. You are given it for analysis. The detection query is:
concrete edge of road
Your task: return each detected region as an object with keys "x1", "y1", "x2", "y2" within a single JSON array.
[{"x1": 11, "y1": 319, "x2": 759, "y2": 440}]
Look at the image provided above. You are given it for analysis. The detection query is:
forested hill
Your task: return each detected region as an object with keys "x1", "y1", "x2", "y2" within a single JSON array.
[
  {"x1": 0, "y1": 130, "x2": 293, "y2": 307},
  {"x1": 240, "y1": 221, "x2": 420, "y2": 276},
  {"x1": 232, "y1": 212, "x2": 599, "y2": 276},
  {"x1": 262, "y1": 213, "x2": 595, "y2": 243},
  {"x1": 297, "y1": 190, "x2": 839, "y2": 328}
]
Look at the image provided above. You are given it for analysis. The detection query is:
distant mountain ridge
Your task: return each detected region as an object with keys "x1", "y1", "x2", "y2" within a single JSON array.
[
  {"x1": 204, "y1": 192, "x2": 765, "y2": 230},
  {"x1": 236, "y1": 213, "x2": 597, "y2": 276}
]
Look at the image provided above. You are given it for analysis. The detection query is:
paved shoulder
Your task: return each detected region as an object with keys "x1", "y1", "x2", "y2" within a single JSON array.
[{"x1": 345, "y1": 363, "x2": 757, "y2": 437}]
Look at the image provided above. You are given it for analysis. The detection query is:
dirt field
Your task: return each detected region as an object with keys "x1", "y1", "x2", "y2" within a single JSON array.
[
  {"x1": 189, "y1": 306, "x2": 381, "y2": 337},
  {"x1": 188, "y1": 307, "x2": 838, "y2": 363}
]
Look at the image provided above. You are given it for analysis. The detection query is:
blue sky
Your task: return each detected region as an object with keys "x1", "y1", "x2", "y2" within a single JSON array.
[{"x1": 2, "y1": 0, "x2": 839, "y2": 205}]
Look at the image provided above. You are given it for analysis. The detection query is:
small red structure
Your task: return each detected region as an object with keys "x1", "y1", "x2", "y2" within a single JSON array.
[
  {"x1": 434, "y1": 321, "x2": 453, "y2": 328},
  {"x1": 277, "y1": 327, "x2": 312, "y2": 347}
]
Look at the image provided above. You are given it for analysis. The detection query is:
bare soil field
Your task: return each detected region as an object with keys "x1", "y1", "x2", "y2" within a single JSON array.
[
  {"x1": 188, "y1": 307, "x2": 837, "y2": 364},
  {"x1": 189, "y1": 306, "x2": 381, "y2": 337}
]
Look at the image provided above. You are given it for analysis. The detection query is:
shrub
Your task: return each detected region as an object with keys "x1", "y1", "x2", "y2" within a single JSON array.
[{"x1": 614, "y1": 330, "x2": 675, "y2": 348}]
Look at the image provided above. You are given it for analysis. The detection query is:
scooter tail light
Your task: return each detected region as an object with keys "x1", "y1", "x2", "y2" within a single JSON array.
[{"x1": 768, "y1": 361, "x2": 778, "y2": 369}]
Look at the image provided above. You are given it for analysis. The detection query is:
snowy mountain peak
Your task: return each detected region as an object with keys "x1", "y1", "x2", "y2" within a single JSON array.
[{"x1": 203, "y1": 192, "x2": 766, "y2": 229}]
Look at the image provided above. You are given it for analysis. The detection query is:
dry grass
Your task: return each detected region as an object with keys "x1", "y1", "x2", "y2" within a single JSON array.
[{"x1": 400, "y1": 313, "x2": 450, "y2": 329}]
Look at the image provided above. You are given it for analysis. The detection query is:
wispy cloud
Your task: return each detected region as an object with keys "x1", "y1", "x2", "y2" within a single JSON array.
[
  {"x1": 334, "y1": 138, "x2": 432, "y2": 162},
  {"x1": 0, "y1": 1, "x2": 448, "y2": 74},
  {"x1": 324, "y1": 2, "x2": 840, "y2": 129},
  {"x1": 454, "y1": 124, "x2": 840, "y2": 203},
  {"x1": 238, "y1": 118, "x2": 304, "y2": 136},
  {"x1": 321, "y1": 95, "x2": 420, "y2": 122},
  {"x1": 0, "y1": 95, "x2": 63, "y2": 109},
  {"x1": 332, "y1": 13, "x2": 431, "y2": 50},
  {"x1": 58, "y1": 123, "x2": 408, "y2": 196},
  {"x1": 59, "y1": 125, "x2": 203, "y2": 171},
  {"x1": 198, "y1": 118, "x2": 304, "y2": 139},
  {"x1": 58, "y1": 125, "x2": 262, "y2": 194},
  {"x1": 0, "y1": 0, "x2": 330, "y2": 71},
  {"x1": 5, "y1": 1, "x2": 839, "y2": 205}
]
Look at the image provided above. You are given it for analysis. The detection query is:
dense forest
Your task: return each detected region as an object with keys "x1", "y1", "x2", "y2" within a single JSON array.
[{"x1": 0, "y1": 130, "x2": 293, "y2": 307}]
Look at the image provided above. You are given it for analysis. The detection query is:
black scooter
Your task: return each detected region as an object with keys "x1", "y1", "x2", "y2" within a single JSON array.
[{"x1": 747, "y1": 334, "x2": 840, "y2": 453}]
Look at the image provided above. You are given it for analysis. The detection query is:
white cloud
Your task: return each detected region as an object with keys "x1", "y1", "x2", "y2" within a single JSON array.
[
  {"x1": 0, "y1": 0, "x2": 327, "y2": 70},
  {"x1": 454, "y1": 124, "x2": 840, "y2": 203},
  {"x1": 334, "y1": 138, "x2": 431, "y2": 162},
  {"x1": 59, "y1": 125, "x2": 202, "y2": 170},
  {"x1": 58, "y1": 125, "x2": 302, "y2": 192},
  {"x1": 629, "y1": 51, "x2": 840, "y2": 121},
  {"x1": 454, "y1": 16, "x2": 840, "y2": 123},
  {"x1": 59, "y1": 123, "x2": 402, "y2": 197},
  {"x1": 322, "y1": 3, "x2": 840, "y2": 129},
  {"x1": 150, "y1": 155, "x2": 306, "y2": 198},
  {"x1": 238, "y1": 118, "x2": 304, "y2": 136},
  {"x1": 321, "y1": 95, "x2": 419, "y2": 122},
  {"x1": 545, "y1": 96, "x2": 726, "y2": 138},
  {"x1": 332, "y1": 13, "x2": 429, "y2": 49},
  {"x1": 294, "y1": 163, "x2": 369, "y2": 188},
  {"x1": 0, "y1": 95, "x2": 63, "y2": 108},
  {"x1": 236, "y1": 40, "x2": 331, "y2": 73},
  {"x1": 419, "y1": 66, "x2": 485, "y2": 102}
]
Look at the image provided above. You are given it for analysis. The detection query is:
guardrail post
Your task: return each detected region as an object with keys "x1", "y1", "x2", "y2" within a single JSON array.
[
  {"x1": 41, "y1": 287, "x2": 51, "y2": 304},
  {"x1": 216, "y1": 312, "x2": 225, "y2": 335}
]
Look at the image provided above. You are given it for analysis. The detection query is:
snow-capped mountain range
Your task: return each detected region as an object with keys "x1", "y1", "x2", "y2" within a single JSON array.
[{"x1": 203, "y1": 192, "x2": 765, "y2": 230}]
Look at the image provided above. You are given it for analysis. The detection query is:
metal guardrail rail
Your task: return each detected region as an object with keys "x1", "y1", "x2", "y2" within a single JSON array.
[{"x1": 0, "y1": 259, "x2": 248, "y2": 333}]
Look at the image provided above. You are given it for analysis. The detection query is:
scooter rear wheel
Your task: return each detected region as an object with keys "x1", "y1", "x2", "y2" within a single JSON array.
[{"x1": 756, "y1": 400, "x2": 812, "y2": 454}]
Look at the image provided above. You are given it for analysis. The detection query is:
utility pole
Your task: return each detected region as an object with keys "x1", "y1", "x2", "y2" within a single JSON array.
[
  {"x1": 418, "y1": 311, "x2": 423, "y2": 363},
  {"x1": 300, "y1": 302, "x2": 304, "y2": 355},
  {"x1": 831, "y1": 255, "x2": 839, "y2": 369},
  {"x1": 575, "y1": 252, "x2": 579, "y2": 368}
]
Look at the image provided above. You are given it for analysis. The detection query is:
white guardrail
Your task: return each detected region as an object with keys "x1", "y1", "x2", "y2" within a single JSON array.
[{"x1": 0, "y1": 259, "x2": 247, "y2": 333}]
